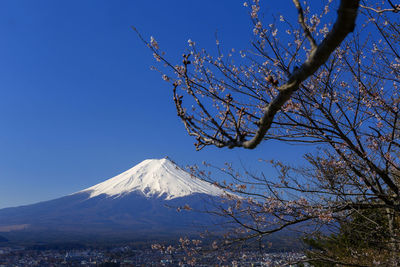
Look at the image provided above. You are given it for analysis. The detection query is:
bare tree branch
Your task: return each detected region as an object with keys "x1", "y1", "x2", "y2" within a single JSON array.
[{"x1": 237, "y1": 0, "x2": 360, "y2": 149}]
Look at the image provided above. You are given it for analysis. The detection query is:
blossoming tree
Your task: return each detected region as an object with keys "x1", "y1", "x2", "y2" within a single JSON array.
[{"x1": 138, "y1": 0, "x2": 400, "y2": 265}]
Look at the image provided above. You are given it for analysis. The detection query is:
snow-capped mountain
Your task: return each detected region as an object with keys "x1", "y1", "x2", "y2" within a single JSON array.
[
  {"x1": 80, "y1": 157, "x2": 224, "y2": 200},
  {"x1": 0, "y1": 158, "x2": 227, "y2": 242}
]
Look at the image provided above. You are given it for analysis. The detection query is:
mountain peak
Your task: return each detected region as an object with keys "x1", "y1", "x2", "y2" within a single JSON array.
[{"x1": 79, "y1": 158, "x2": 224, "y2": 200}]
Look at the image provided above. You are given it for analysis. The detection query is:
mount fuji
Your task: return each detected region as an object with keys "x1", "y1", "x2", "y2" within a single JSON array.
[{"x1": 0, "y1": 158, "x2": 228, "y2": 242}]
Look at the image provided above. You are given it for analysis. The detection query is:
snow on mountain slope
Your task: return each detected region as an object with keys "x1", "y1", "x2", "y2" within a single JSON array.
[{"x1": 79, "y1": 158, "x2": 225, "y2": 200}]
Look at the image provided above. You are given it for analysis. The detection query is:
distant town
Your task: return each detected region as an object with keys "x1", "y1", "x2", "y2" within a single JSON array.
[{"x1": 0, "y1": 244, "x2": 307, "y2": 266}]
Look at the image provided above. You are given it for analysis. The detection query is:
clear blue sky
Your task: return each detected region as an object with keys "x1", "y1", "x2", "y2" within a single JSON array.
[{"x1": 0, "y1": 0, "x2": 310, "y2": 208}]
